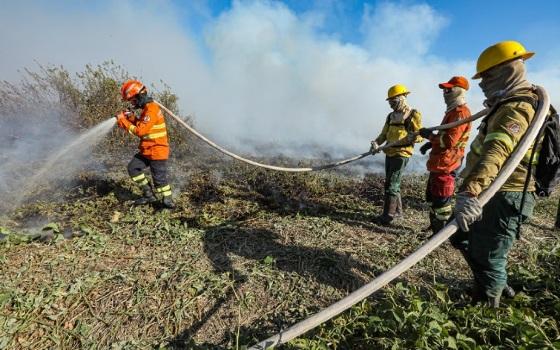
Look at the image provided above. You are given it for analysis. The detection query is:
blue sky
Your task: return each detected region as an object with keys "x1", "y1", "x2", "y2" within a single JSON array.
[{"x1": 172, "y1": 0, "x2": 560, "y2": 67}]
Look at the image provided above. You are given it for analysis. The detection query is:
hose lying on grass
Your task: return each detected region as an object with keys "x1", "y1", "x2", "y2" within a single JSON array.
[
  {"x1": 156, "y1": 101, "x2": 488, "y2": 172},
  {"x1": 248, "y1": 86, "x2": 550, "y2": 349}
]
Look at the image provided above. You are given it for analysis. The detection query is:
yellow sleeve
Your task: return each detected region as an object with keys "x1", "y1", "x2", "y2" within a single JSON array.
[
  {"x1": 409, "y1": 110, "x2": 423, "y2": 143},
  {"x1": 375, "y1": 121, "x2": 389, "y2": 145},
  {"x1": 460, "y1": 104, "x2": 531, "y2": 195}
]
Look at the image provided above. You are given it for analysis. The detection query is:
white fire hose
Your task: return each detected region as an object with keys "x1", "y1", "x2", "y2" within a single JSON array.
[
  {"x1": 155, "y1": 101, "x2": 488, "y2": 172},
  {"x1": 248, "y1": 86, "x2": 550, "y2": 349}
]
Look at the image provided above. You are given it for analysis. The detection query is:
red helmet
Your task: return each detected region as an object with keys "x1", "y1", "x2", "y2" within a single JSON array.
[{"x1": 120, "y1": 79, "x2": 146, "y2": 101}]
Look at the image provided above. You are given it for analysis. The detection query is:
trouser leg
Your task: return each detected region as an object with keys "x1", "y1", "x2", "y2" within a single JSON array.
[
  {"x1": 127, "y1": 154, "x2": 156, "y2": 205},
  {"x1": 460, "y1": 192, "x2": 535, "y2": 304},
  {"x1": 379, "y1": 156, "x2": 408, "y2": 224},
  {"x1": 150, "y1": 159, "x2": 174, "y2": 208}
]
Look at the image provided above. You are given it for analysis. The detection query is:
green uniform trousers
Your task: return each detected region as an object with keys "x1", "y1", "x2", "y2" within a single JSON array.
[
  {"x1": 384, "y1": 156, "x2": 409, "y2": 196},
  {"x1": 450, "y1": 191, "x2": 536, "y2": 298}
]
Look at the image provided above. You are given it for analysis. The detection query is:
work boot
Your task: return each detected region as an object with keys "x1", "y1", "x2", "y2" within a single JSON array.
[
  {"x1": 429, "y1": 212, "x2": 446, "y2": 235},
  {"x1": 376, "y1": 194, "x2": 399, "y2": 225},
  {"x1": 395, "y1": 193, "x2": 403, "y2": 218},
  {"x1": 487, "y1": 296, "x2": 501, "y2": 308},
  {"x1": 502, "y1": 284, "x2": 516, "y2": 298},
  {"x1": 134, "y1": 185, "x2": 157, "y2": 205},
  {"x1": 162, "y1": 196, "x2": 175, "y2": 209}
]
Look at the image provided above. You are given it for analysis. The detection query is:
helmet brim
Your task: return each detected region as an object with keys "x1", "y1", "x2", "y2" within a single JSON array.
[
  {"x1": 472, "y1": 52, "x2": 535, "y2": 79},
  {"x1": 386, "y1": 92, "x2": 410, "y2": 101}
]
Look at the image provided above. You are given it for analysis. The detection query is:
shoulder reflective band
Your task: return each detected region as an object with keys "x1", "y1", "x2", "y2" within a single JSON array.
[
  {"x1": 142, "y1": 131, "x2": 167, "y2": 140},
  {"x1": 128, "y1": 125, "x2": 136, "y2": 135},
  {"x1": 484, "y1": 132, "x2": 514, "y2": 152}
]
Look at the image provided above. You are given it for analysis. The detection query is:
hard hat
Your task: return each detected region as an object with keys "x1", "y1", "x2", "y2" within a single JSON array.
[
  {"x1": 439, "y1": 76, "x2": 469, "y2": 90},
  {"x1": 120, "y1": 79, "x2": 146, "y2": 101},
  {"x1": 473, "y1": 41, "x2": 534, "y2": 79},
  {"x1": 387, "y1": 84, "x2": 410, "y2": 100}
]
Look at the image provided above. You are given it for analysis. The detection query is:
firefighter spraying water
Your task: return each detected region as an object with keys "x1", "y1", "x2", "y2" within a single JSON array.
[{"x1": 115, "y1": 80, "x2": 175, "y2": 209}]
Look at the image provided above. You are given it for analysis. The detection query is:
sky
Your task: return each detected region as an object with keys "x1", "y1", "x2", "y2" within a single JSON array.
[{"x1": 2, "y1": 0, "x2": 560, "y2": 159}]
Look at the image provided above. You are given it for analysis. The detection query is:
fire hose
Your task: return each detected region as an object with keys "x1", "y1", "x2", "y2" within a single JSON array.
[
  {"x1": 155, "y1": 101, "x2": 488, "y2": 172},
  {"x1": 248, "y1": 85, "x2": 550, "y2": 349}
]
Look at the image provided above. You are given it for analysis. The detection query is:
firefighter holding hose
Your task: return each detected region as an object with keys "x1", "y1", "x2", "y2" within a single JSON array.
[
  {"x1": 370, "y1": 84, "x2": 423, "y2": 225},
  {"x1": 451, "y1": 41, "x2": 540, "y2": 307},
  {"x1": 115, "y1": 79, "x2": 175, "y2": 209}
]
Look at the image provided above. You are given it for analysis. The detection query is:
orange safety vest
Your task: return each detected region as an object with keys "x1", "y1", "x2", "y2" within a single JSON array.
[
  {"x1": 427, "y1": 105, "x2": 471, "y2": 173},
  {"x1": 118, "y1": 101, "x2": 170, "y2": 160}
]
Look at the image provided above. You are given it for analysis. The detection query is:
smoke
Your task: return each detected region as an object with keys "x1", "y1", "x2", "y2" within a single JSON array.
[
  {"x1": 0, "y1": 104, "x2": 116, "y2": 213},
  {"x1": 1, "y1": 0, "x2": 559, "y2": 162}
]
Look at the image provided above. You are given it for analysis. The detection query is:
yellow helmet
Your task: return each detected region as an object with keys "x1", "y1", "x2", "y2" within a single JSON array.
[
  {"x1": 473, "y1": 41, "x2": 534, "y2": 79},
  {"x1": 386, "y1": 84, "x2": 410, "y2": 100}
]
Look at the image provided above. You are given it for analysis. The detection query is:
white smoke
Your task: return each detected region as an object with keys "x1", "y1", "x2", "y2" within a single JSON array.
[{"x1": 1, "y1": 0, "x2": 559, "y2": 160}]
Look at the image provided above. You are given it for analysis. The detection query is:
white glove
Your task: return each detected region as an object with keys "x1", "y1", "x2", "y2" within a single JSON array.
[
  {"x1": 370, "y1": 141, "x2": 380, "y2": 154},
  {"x1": 455, "y1": 192, "x2": 483, "y2": 232}
]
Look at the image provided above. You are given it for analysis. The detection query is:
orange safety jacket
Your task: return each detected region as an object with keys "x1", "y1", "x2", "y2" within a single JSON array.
[
  {"x1": 427, "y1": 104, "x2": 471, "y2": 173},
  {"x1": 117, "y1": 101, "x2": 170, "y2": 160}
]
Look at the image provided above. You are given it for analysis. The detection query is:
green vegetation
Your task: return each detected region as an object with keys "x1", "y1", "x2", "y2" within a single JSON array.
[{"x1": 0, "y1": 65, "x2": 559, "y2": 349}]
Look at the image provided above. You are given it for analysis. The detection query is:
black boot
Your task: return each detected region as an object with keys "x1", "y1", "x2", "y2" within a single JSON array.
[
  {"x1": 429, "y1": 211, "x2": 446, "y2": 235},
  {"x1": 162, "y1": 195, "x2": 175, "y2": 209},
  {"x1": 134, "y1": 185, "x2": 157, "y2": 205}
]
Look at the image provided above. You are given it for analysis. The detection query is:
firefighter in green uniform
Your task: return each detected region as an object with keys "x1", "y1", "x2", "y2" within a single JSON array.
[
  {"x1": 370, "y1": 84, "x2": 423, "y2": 224},
  {"x1": 452, "y1": 41, "x2": 541, "y2": 307}
]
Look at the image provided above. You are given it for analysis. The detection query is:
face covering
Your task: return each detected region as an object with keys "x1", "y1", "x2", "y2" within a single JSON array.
[
  {"x1": 478, "y1": 58, "x2": 532, "y2": 107},
  {"x1": 388, "y1": 95, "x2": 409, "y2": 112},
  {"x1": 132, "y1": 92, "x2": 153, "y2": 109},
  {"x1": 443, "y1": 86, "x2": 466, "y2": 111}
]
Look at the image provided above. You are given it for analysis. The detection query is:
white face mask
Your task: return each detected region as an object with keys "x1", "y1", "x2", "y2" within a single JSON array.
[
  {"x1": 388, "y1": 95, "x2": 408, "y2": 112},
  {"x1": 443, "y1": 87, "x2": 466, "y2": 111}
]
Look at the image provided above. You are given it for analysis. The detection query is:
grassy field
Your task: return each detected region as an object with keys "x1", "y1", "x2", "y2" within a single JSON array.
[{"x1": 1, "y1": 157, "x2": 559, "y2": 349}]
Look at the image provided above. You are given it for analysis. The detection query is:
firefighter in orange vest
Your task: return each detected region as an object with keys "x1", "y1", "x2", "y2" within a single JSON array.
[
  {"x1": 418, "y1": 76, "x2": 472, "y2": 233},
  {"x1": 115, "y1": 79, "x2": 174, "y2": 208}
]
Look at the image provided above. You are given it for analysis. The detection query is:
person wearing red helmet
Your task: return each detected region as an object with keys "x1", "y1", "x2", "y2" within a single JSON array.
[
  {"x1": 418, "y1": 76, "x2": 472, "y2": 234},
  {"x1": 116, "y1": 79, "x2": 174, "y2": 208}
]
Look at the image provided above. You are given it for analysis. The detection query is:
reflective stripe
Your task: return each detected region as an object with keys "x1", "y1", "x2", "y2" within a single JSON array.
[
  {"x1": 522, "y1": 150, "x2": 540, "y2": 165},
  {"x1": 439, "y1": 132, "x2": 446, "y2": 149},
  {"x1": 434, "y1": 205, "x2": 453, "y2": 220},
  {"x1": 155, "y1": 185, "x2": 172, "y2": 197},
  {"x1": 151, "y1": 123, "x2": 166, "y2": 130},
  {"x1": 155, "y1": 185, "x2": 171, "y2": 192},
  {"x1": 128, "y1": 125, "x2": 136, "y2": 135},
  {"x1": 142, "y1": 131, "x2": 167, "y2": 140},
  {"x1": 471, "y1": 138, "x2": 483, "y2": 155},
  {"x1": 131, "y1": 173, "x2": 145, "y2": 182},
  {"x1": 484, "y1": 132, "x2": 514, "y2": 152}
]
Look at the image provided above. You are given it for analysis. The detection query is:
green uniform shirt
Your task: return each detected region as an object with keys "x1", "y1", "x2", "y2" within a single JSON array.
[
  {"x1": 375, "y1": 109, "x2": 423, "y2": 158},
  {"x1": 459, "y1": 91, "x2": 538, "y2": 196}
]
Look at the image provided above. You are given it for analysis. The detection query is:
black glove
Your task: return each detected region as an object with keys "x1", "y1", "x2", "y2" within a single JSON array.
[
  {"x1": 419, "y1": 128, "x2": 434, "y2": 139},
  {"x1": 420, "y1": 142, "x2": 432, "y2": 155}
]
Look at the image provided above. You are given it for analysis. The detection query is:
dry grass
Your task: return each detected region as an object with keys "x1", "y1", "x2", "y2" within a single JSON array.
[{"x1": 1, "y1": 157, "x2": 558, "y2": 349}]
